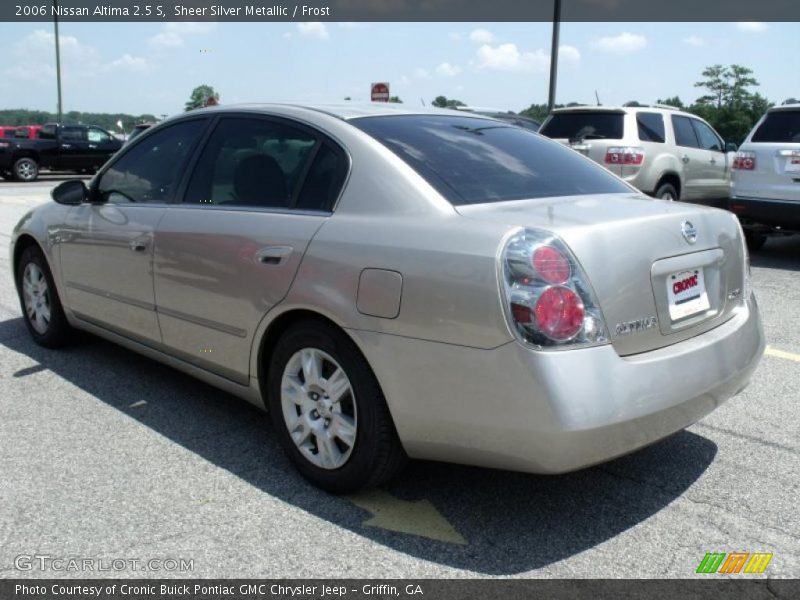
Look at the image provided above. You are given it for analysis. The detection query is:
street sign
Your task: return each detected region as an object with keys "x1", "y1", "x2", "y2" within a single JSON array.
[{"x1": 371, "y1": 82, "x2": 390, "y2": 102}]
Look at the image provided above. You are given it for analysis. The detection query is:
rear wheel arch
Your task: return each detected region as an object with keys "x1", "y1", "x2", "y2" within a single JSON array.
[{"x1": 654, "y1": 172, "x2": 682, "y2": 199}]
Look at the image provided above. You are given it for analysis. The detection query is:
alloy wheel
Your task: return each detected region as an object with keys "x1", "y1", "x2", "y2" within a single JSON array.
[{"x1": 22, "y1": 263, "x2": 51, "y2": 334}]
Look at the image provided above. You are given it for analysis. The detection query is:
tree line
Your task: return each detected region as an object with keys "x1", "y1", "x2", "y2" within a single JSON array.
[{"x1": 0, "y1": 109, "x2": 157, "y2": 133}]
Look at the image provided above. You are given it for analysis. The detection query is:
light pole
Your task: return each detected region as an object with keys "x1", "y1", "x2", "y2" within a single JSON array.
[
  {"x1": 547, "y1": 0, "x2": 562, "y2": 112},
  {"x1": 53, "y1": 0, "x2": 63, "y2": 123}
]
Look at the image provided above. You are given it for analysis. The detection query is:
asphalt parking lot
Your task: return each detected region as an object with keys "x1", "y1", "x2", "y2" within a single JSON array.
[{"x1": 0, "y1": 178, "x2": 798, "y2": 579}]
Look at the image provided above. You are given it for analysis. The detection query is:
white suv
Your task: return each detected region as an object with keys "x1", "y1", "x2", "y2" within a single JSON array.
[
  {"x1": 730, "y1": 102, "x2": 800, "y2": 250},
  {"x1": 540, "y1": 104, "x2": 736, "y2": 205}
]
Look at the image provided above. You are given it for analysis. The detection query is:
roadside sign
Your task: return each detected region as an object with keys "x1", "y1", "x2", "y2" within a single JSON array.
[{"x1": 371, "y1": 82, "x2": 390, "y2": 102}]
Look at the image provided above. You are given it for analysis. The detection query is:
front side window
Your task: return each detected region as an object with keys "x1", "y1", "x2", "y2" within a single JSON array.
[
  {"x1": 691, "y1": 120, "x2": 723, "y2": 152},
  {"x1": 637, "y1": 112, "x2": 665, "y2": 143},
  {"x1": 352, "y1": 115, "x2": 630, "y2": 206},
  {"x1": 87, "y1": 128, "x2": 112, "y2": 143},
  {"x1": 752, "y1": 111, "x2": 800, "y2": 143},
  {"x1": 672, "y1": 115, "x2": 700, "y2": 148},
  {"x1": 184, "y1": 117, "x2": 320, "y2": 209},
  {"x1": 96, "y1": 119, "x2": 206, "y2": 204}
]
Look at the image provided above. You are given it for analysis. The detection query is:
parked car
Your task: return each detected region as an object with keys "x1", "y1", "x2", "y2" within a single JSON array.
[
  {"x1": 456, "y1": 106, "x2": 541, "y2": 131},
  {"x1": 0, "y1": 122, "x2": 121, "y2": 182},
  {"x1": 730, "y1": 101, "x2": 800, "y2": 250},
  {"x1": 125, "y1": 122, "x2": 154, "y2": 145},
  {"x1": 10, "y1": 104, "x2": 764, "y2": 492},
  {"x1": 539, "y1": 104, "x2": 736, "y2": 205}
]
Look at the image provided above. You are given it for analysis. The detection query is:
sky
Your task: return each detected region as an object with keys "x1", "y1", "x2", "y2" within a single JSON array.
[{"x1": 0, "y1": 21, "x2": 797, "y2": 118}]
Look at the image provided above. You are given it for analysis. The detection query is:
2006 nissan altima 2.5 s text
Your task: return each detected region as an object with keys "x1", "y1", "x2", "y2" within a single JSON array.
[{"x1": 10, "y1": 104, "x2": 765, "y2": 492}]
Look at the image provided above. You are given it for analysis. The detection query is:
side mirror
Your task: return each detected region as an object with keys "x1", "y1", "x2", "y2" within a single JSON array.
[
  {"x1": 51, "y1": 180, "x2": 88, "y2": 205},
  {"x1": 725, "y1": 142, "x2": 738, "y2": 152}
]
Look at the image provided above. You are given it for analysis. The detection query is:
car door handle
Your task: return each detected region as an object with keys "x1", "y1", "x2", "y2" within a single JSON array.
[
  {"x1": 682, "y1": 155, "x2": 690, "y2": 164},
  {"x1": 129, "y1": 240, "x2": 147, "y2": 252},
  {"x1": 61, "y1": 144, "x2": 72, "y2": 149},
  {"x1": 709, "y1": 157, "x2": 717, "y2": 165},
  {"x1": 89, "y1": 144, "x2": 97, "y2": 149},
  {"x1": 255, "y1": 245, "x2": 293, "y2": 265}
]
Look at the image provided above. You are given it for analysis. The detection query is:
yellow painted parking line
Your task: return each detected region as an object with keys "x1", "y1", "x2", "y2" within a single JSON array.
[
  {"x1": 347, "y1": 489, "x2": 467, "y2": 545},
  {"x1": 765, "y1": 346, "x2": 800, "y2": 363}
]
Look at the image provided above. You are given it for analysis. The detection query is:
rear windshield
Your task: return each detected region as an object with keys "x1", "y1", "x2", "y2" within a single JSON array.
[
  {"x1": 751, "y1": 111, "x2": 800, "y2": 143},
  {"x1": 539, "y1": 112, "x2": 624, "y2": 141},
  {"x1": 351, "y1": 115, "x2": 630, "y2": 206}
]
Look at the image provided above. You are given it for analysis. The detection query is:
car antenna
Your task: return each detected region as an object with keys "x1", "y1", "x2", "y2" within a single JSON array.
[
  {"x1": 420, "y1": 97, "x2": 426, "y2": 107},
  {"x1": 595, "y1": 90, "x2": 601, "y2": 106}
]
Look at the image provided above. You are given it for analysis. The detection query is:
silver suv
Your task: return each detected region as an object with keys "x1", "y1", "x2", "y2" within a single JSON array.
[
  {"x1": 540, "y1": 104, "x2": 736, "y2": 205},
  {"x1": 730, "y1": 102, "x2": 800, "y2": 250}
]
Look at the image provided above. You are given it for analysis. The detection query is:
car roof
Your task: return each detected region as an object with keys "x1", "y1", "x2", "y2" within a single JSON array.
[
  {"x1": 769, "y1": 103, "x2": 800, "y2": 112},
  {"x1": 550, "y1": 105, "x2": 684, "y2": 115},
  {"x1": 182, "y1": 102, "x2": 478, "y2": 121}
]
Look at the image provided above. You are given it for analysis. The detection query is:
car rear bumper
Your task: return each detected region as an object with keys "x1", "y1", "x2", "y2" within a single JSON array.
[
  {"x1": 730, "y1": 195, "x2": 800, "y2": 230},
  {"x1": 348, "y1": 296, "x2": 764, "y2": 473}
]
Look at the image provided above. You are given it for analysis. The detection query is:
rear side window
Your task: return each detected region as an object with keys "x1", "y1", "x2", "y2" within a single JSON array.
[
  {"x1": 691, "y1": 120, "x2": 723, "y2": 152},
  {"x1": 183, "y1": 117, "x2": 323, "y2": 209},
  {"x1": 540, "y1": 112, "x2": 624, "y2": 141},
  {"x1": 672, "y1": 115, "x2": 699, "y2": 148},
  {"x1": 295, "y1": 143, "x2": 348, "y2": 211},
  {"x1": 352, "y1": 115, "x2": 630, "y2": 206},
  {"x1": 61, "y1": 127, "x2": 85, "y2": 141},
  {"x1": 637, "y1": 112, "x2": 665, "y2": 143},
  {"x1": 751, "y1": 111, "x2": 800, "y2": 143}
]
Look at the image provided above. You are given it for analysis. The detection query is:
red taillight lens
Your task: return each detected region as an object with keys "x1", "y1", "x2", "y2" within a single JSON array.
[
  {"x1": 534, "y1": 286, "x2": 585, "y2": 341},
  {"x1": 605, "y1": 147, "x2": 645, "y2": 166},
  {"x1": 532, "y1": 246, "x2": 571, "y2": 284},
  {"x1": 732, "y1": 152, "x2": 756, "y2": 170}
]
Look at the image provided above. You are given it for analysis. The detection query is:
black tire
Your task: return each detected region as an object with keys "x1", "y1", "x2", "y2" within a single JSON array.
[
  {"x1": 654, "y1": 182, "x2": 679, "y2": 201},
  {"x1": 267, "y1": 320, "x2": 407, "y2": 493},
  {"x1": 16, "y1": 245, "x2": 72, "y2": 348},
  {"x1": 744, "y1": 230, "x2": 767, "y2": 251},
  {"x1": 13, "y1": 157, "x2": 39, "y2": 182}
]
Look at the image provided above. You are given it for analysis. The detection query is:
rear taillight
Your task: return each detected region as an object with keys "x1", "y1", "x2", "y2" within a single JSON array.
[
  {"x1": 501, "y1": 229, "x2": 608, "y2": 349},
  {"x1": 604, "y1": 147, "x2": 645, "y2": 166},
  {"x1": 732, "y1": 151, "x2": 756, "y2": 170}
]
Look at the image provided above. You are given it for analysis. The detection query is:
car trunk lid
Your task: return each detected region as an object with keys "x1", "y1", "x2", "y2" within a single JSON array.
[{"x1": 457, "y1": 193, "x2": 746, "y2": 356}]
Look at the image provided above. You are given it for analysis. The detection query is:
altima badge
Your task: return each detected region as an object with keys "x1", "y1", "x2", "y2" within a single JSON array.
[
  {"x1": 615, "y1": 316, "x2": 658, "y2": 336},
  {"x1": 681, "y1": 221, "x2": 698, "y2": 244}
]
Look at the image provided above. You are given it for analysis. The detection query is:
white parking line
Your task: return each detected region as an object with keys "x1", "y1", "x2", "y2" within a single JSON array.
[{"x1": 765, "y1": 346, "x2": 800, "y2": 363}]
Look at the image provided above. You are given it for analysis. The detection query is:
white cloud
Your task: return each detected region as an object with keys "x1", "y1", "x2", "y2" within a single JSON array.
[
  {"x1": 149, "y1": 22, "x2": 216, "y2": 49},
  {"x1": 148, "y1": 31, "x2": 183, "y2": 48},
  {"x1": 108, "y1": 54, "x2": 150, "y2": 73},
  {"x1": 436, "y1": 62, "x2": 461, "y2": 77},
  {"x1": 297, "y1": 22, "x2": 329, "y2": 40},
  {"x1": 736, "y1": 22, "x2": 768, "y2": 33},
  {"x1": 559, "y1": 44, "x2": 581, "y2": 65},
  {"x1": 683, "y1": 35, "x2": 705, "y2": 47},
  {"x1": 469, "y1": 28, "x2": 494, "y2": 44},
  {"x1": 4, "y1": 29, "x2": 99, "y2": 80},
  {"x1": 414, "y1": 67, "x2": 430, "y2": 79},
  {"x1": 397, "y1": 75, "x2": 411, "y2": 85},
  {"x1": 592, "y1": 32, "x2": 647, "y2": 54},
  {"x1": 475, "y1": 43, "x2": 550, "y2": 72}
]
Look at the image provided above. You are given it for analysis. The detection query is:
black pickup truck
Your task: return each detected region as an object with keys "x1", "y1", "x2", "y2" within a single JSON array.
[{"x1": 0, "y1": 123, "x2": 121, "y2": 182}]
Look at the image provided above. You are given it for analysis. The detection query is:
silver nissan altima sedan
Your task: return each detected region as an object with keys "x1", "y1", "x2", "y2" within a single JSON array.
[{"x1": 10, "y1": 103, "x2": 765, "y2": 492}]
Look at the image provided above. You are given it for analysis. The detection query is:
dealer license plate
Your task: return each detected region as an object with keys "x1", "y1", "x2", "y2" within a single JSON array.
[{"x1": 667, "y1": 268, "x2": 710, "y2": 321}]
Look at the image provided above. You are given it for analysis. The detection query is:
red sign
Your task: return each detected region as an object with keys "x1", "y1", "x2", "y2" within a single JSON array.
[{"x1": 371, "y1": 82, "x2": 390, "y2": 102}]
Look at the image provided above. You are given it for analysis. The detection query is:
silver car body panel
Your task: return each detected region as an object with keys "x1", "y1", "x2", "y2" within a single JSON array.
[{"x1": 10, "y1": 103, "x2": 765, "y2": 474}]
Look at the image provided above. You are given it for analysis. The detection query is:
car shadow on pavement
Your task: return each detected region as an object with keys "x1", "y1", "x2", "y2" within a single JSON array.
[
  {"x1": 750, "y1": 235, "x2": 800, "y2": 272},
  {"x1": 0, "y1": 317, "x2": 718, "y2": 575}
]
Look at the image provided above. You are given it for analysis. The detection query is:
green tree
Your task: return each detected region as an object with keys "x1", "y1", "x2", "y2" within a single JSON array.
[
  {"x1": 656, "y1": 96, "x2": 685, "y2": 109},
  {"x1": 388, "y1": 96, "x2": 403, "y2": 103},
  {"x1": 185, "y1": 85, "x2": 219, "y2": 111},
  {"x1": 432, "y1": 95, "x2": 466, "y2": 109},
  {"x1": 688, "y1": 64, "x2": 769, "y2": 144}
]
